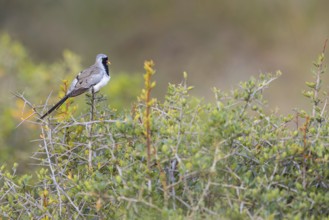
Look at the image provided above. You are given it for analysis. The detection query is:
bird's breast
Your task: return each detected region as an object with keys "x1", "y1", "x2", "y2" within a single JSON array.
[{"x1": 92, "y1": 74, "x2": 110, "y2": 93}]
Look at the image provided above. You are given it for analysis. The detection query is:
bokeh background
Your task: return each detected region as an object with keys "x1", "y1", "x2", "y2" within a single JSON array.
[{"x1": 1, "y1": 0, "x2": 329, "y2": 171}]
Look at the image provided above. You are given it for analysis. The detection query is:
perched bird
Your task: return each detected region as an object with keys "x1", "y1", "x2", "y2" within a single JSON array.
[{"x1": 40, "y1": 54, "x2": 111, "y2": 119}]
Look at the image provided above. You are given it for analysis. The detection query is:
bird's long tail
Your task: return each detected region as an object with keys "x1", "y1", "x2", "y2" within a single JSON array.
[{"x1": 40, "y1": 95, "x2": 70, "y2": 119}]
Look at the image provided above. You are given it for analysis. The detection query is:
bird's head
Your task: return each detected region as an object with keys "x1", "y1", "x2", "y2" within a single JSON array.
[{"x1": 96, "y1": 54, "x2": 111, "y2": 66}]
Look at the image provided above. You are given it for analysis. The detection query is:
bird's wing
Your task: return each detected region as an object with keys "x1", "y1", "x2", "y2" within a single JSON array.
[
  {"x1": 68, "y1": 66, "x2": 103, "y2": 97},
  {"x1": 67, "y1": 77, "x2": 79, "y2": 95}
]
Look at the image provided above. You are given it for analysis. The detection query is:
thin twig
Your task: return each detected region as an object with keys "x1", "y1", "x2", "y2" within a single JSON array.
[
  {"x1": 12, "y1": 92, "x2": 42, "y2": 127},
  {"x1": 117, "y1": 196, "x2": 162, "y2": 212},
  {"x1": 88, "y1": 89, "x2": 95, "y2": 171},
  {"x1": 41, "y1": 125, "x2": 83, "y2": 217}
]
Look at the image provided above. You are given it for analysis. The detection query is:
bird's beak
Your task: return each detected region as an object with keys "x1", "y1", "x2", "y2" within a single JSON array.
[{"x1": 107, "y1": 60, "x2": 111, "y2": 65}]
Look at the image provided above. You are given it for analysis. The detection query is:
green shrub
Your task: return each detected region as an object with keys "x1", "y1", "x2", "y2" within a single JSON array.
[
  {"x1": 1, "y1": 46, "x2": 329, "y2": 219},
  {"x1": 0, "y1": 34, "x2": 141, "y2": 171}
]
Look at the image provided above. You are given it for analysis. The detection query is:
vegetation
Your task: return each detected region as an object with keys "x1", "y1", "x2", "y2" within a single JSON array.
[
  {"x1": 0, "y1": 34, "x2": 141, "y2": 170},
  {"x1": 1, "y1": 36, "x2": 329, "y2": 219}
]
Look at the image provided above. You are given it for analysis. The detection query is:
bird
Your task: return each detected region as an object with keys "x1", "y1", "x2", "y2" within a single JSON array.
[{"x1": 40, "y1": 53, "x2": 111, "y2": 119}]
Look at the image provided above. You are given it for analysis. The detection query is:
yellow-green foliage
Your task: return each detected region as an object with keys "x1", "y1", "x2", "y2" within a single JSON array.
[
  {"x1": 106, "y1": 72, "x2": 142, "y2": 110},
  {"x1": 0, "y1": 34, "x2": 141, "y2": 168},
  {"x1": 1, "y1": 35, "x2": 329, "y2": 219}
]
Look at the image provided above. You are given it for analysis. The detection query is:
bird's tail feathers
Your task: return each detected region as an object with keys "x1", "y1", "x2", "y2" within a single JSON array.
[{"x1": 40, "y1": 95, "x2": 70, "y2": 119}]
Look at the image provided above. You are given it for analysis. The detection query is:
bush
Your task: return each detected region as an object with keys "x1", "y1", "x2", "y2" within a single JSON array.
[
  {"x1": 1, "y1": 50, "x2": 329, "y2": 219},
  {"x1": 0, "y1": 33, "x2": 142, "y2": 171}
]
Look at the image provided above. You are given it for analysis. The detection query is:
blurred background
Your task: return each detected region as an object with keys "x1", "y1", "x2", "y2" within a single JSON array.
[{"x1": 1, "y1": 0, "x2": 329, "y2": 172}]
